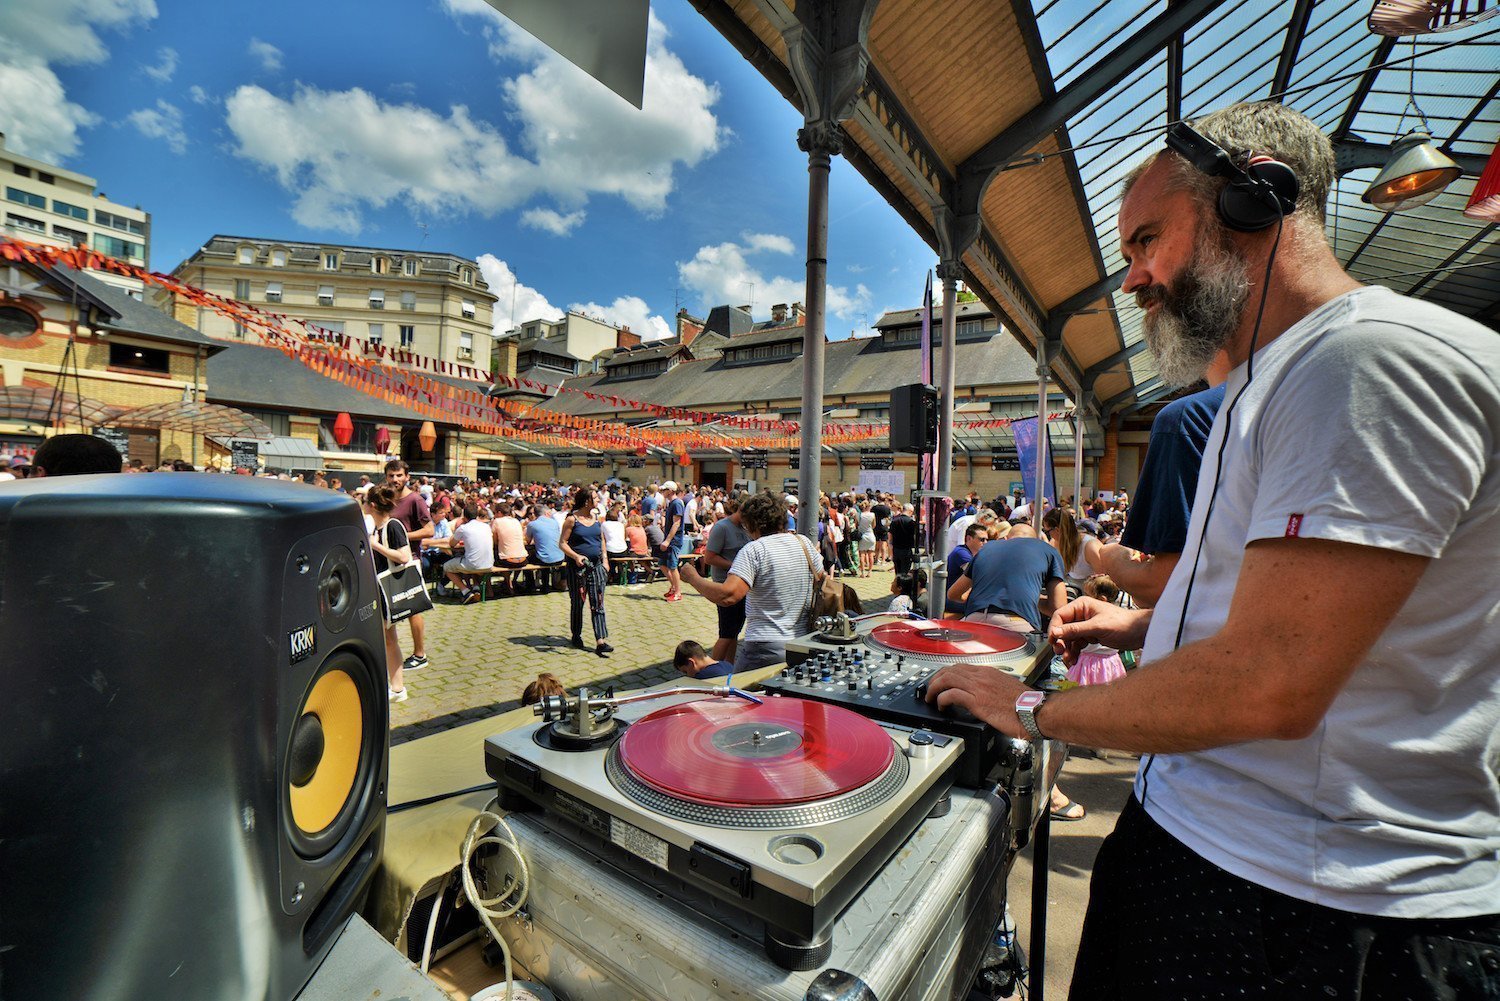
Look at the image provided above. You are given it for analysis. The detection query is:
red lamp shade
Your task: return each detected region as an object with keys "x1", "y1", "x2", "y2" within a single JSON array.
[
  {"x1": 418, "y1": 421, "x2": 438, "y2": 453},
  {"x1": 635, "y1": 445, "x2": 648, "y2": 457},
  {"x1": 1463, "y1": 141, "x2": 1500, "y2": 222},
  {"x1": 676, "y1": 453, "x2": 690, "y2": 467},
  {"x1": 374, "y1": 426, "x2": 391, "y2": 454},
  {"x1": 332, "y1": 412, "x2": 354, "y2": 447}
]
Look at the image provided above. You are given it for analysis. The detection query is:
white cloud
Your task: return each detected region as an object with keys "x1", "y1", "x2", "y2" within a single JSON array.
[
  {"x1": 223, "y1": 7, "x2": 724, "y2": 234},
  {"x1": 678, "y1": 236, "x2": 871, "y2": 322},
  {"x1": 188, "y1": 84, "x2": 214, "y2": 106},
  {"x1": 569, "y1": 296, "x2": 672, "y2": 341},
  {"x1": 248, "y1": 38, "x2": 283, "y2": 72},
  {"x1": 477, "y1": 254, "x2": 564, "y2": 335},
  {"x1": 127, "y1": 99, "x2": 186, "y2": 154},
  {"x1": 0, "y1": 0, "x2": 156, "y2": 162},
  {"x1": 142, "y1": 45, "x2": 176, "y2": 82},
  {"x1": 520, "y1": 207, "x2": 586, "y2": 236}
]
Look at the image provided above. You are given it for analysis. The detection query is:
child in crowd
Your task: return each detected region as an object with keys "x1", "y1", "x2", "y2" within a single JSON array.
[
  {"x1": 1065, "y1": 575, "x2": 1131, "y2": 687},
  {"x1": 520, "y1": 672, "x2": 566, "y2": 707},
  {"x1": 673, "y1": 640, "x2": 734, "y2": 680},
  {"x1": 887, "y1": 569, "x2": 928, "y2": 617}
]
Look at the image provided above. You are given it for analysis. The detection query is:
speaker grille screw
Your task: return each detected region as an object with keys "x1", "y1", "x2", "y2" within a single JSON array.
[
  {"x1": 296, "y1": 555, "x2": 310, "y2": 574},
  {"x1": 291, "y1": 882, "x2": 305, "y2": 906}
]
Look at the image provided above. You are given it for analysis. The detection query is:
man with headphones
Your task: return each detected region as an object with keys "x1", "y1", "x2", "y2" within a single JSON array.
[{"x1": 927, "y1": 101, "x2": 1499, "y2": 998}]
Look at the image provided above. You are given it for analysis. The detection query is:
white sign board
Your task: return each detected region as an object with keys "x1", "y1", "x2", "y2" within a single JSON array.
[{"x1": 858, "y1": 470, "x2": 906, "y2": 495}]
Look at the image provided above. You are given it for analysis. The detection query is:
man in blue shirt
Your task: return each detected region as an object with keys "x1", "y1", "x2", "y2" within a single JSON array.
[
  {"x1": 659, "y1": 481, "x2": 686, "y2": 601},
  {"x1": 525, "y1": 497, "x2": 566, "y2": 591},
  {"x1": 944, "y1": 523, "x2": 991, "y2": 616},
  {"x1": 673, "y1": 639, "x2": 734, "y2": 680},
  {"x1": 946, "y1": 524, "x2": 1065, "y2": 633},
  {"x1": 1092, "y1": 383, "x2": 1224, "y2": 606}
]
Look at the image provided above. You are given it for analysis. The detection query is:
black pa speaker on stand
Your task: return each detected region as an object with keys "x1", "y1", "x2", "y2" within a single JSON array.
[
  {"x1": 890, "y1": 383, "x2": 939, "y2": 454},
  {"x1": 0, "y1": 474, "x2": 389, "y2": 1001}
]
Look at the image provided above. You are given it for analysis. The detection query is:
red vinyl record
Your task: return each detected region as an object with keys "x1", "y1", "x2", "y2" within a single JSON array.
[
  {"x1": 869, "y1": 619, "x2": 1028, "y2": 657},
  {"x1": 618, "y1": 698, "x2": 895, "y2": 806}
]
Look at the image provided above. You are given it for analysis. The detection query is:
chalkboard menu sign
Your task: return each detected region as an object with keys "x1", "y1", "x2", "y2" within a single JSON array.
[
  {"x1": 740, "y1": 449, "x2": 768, "y2": 470},
  {"x1": 789, "y1": 453, "x2": 800, "y2": 470},
  {"x1": 554, "y1": 456, "x2": 573, "y2": 469},
  {"x1": 860, "y1": 452, "x2": 895, "y2": 470},
  {"x1": 92, "y1": 427, "x2": 129, "y2": 457},
  {"x1": 231, "y1": 440, "x2": 260, "y2": 471},
  {"x1": 627, "y1": 456, "x2": 646, "y2": 469},
  {"x1": 991, "y1": 452, "x2": 1021, "y2": 471},
  {"x1": 586, "y1": 457, "x2": 606, "y2": 469}
]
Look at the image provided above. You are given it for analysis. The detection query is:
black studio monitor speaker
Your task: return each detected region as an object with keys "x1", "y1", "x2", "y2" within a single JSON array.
[
  {"x1": 889, "y1": 382, "x2": 939, "y2": 454},
  {"x1": 0, "y1": 474, "x2": 389, "y2": 1001}
]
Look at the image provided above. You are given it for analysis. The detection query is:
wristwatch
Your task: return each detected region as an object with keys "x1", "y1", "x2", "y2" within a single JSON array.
[{"x1": 1015, "y1": 690, "x2": 1047, "y2": 741}]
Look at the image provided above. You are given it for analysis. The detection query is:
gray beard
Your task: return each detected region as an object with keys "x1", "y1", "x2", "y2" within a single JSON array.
[{"x1": 1142, "y1": 238, "x2": 1250, "y2": 389}]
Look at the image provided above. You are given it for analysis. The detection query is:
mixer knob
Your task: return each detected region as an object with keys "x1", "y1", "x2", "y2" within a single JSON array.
[{"x1": 846, "y1": 679, "x2": 857, "y2": 690}]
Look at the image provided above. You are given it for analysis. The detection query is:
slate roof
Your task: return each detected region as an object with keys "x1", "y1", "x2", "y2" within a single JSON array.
[
  {"x1": 602, "y1": 341, "x2": 688, "y2": 367},
  {"x1": 48, "y1": 266, "x2": 224, "y2": 352},
  {"x1": 873, "y1": 300, "x2": 992, "y2": 329},
  {"x1": 537, "y1": 329, "x2": 1039, "y2": 419},
  {"x1": 716, "y1": 324, "x2": 809, "y2": 350}
]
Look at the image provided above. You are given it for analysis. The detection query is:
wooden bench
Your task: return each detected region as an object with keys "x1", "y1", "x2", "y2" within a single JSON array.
[
  {"x1": 612, "y1": 555, "x2": 658, "y2": 586},
  {"x1": 449, "y1": 563, "x2": 548, "y2": 602}
]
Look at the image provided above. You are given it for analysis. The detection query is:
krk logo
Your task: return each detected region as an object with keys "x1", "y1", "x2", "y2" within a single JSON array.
[{"x1": 288, "y1": 623, "x2": 317, "y2": 664}]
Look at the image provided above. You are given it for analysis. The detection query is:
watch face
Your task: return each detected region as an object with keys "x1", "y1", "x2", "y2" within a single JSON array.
[{"x1": 1017, "y1": 691, "x2": 1045, "y2": 711}]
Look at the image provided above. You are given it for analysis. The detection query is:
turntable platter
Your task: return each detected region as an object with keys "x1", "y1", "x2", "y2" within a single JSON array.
[
  {"x1": 617, "y1": 699, "x2": 895, "y2": 807},
  {"x1": 867, "y1": 619, "x2": 1028, "y2": 664}
]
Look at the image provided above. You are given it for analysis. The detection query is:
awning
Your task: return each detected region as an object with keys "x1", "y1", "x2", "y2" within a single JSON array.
[{"x1": 256, "y1": 435, "x2": 323, "y2": 471}]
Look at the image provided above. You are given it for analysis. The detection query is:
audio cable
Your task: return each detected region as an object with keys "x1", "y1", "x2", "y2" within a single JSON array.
[
  {"x1": 1140, "y1": 210, "x2": 1285, "y2": 811},
  {"x1": 460, "y1": 805, "x2": 531, "y2": 1001}
]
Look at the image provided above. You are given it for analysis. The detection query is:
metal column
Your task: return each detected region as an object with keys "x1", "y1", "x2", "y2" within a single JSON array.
[
  {"x1": 1073, "y1": 412, "x2": 1085, "y2": 505},
  {"x1": 1033, "y1": 339, "x2": 1051, "y2": 533},
  {"x1": 928, "y1": 262, "x2": 960, "y2": 620},
  {"x1": 796, "y1": 125, "x2": 837, "y2": 538}
]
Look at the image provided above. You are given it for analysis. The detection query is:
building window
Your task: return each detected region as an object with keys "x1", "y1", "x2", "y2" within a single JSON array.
[
  {"x1": 271, "y1": 249, "x2": 287, "y2": 267},
  {"x1": 6, "y1": 187, "x2": 45, "y2": 210},
  {"x1": 94, "y1": 210, "x2": 144, "y2": 236},
  {"x1": 402, "y1": 258, "x2": 418, "y2": 276},
  {"x1": 237, "y1": 246, "x2": 255, "y2": 265},
  {"x1": 52, "y1": 224, "x2": 87, "y2": 245},
  {"x1": 459, "y1": 267, "x2": 473, "y2": 284},
  {"x1": 310, "y1": 320, "x2": 344, "y2": 341},
  {"x1": 369, "y1": 322, "x2": 383, "y2": 345},
  {"x1": 400, "y1": 291, "x2": 416, "y2": 311},
  {"x1": 461, "y1": 298, "x2": 476, "y2": 319},
  {"x1": 371, "y1": 257, "x2": 389, "y2": 275},
  {"x1": 317, "y1": 285, "x2": 334, "y2": 306},
  {"x1": 244, "y1": 409, "x2": 291, "y2": 437},
  {"x1": 458, "y1": 330, "x2": 474, "y2": 359},
  {"x1": 6, "y1": 212, "x2": 45, "y2": 233},
  {"x1": 37, "y1": 172, "x2": 54, "y2": 185},
  {"x1": 368, "y1": 288, "x2": 384, "y2": 309},
  {"x1": 322, "y1": 252, "x2": 339, "y2": 270},
  {"x1": 319, "y1": 416, "x2": 378, "y2": 453},
  {"x1": 234, "y1": 279, "x2": 250, "y2": 300},
  {"x1": 93, "y1": 233, "x2": 143, "y2": 259},
  {"x1": 53, "y1": 200, "x2": 88, "y2": 221},
  {"x1": 399, "y1": 324, "x2": 415, "y2": 348},
  {"x1": 0, "y1": 305, "x2": 40, "y2": 340},
  {"x1": 265, "y1": 281, "x2": 282, "y2": 303},
  {"x1": 109, "y1": 342, "x2": 171, "y2": 374},
  {"x1": 12, "y1": 165, "x2": 30, "y2": 178}
]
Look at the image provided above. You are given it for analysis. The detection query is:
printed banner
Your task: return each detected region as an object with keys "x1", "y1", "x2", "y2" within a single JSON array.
[{"x1": 1010, "y1": 416, "x2": 1057, "y2": 505}]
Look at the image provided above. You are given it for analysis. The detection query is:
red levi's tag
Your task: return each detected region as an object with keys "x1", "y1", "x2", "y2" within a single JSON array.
[{"x1": 1285, "y1": 514, "x2": 1304, "y2": 537}]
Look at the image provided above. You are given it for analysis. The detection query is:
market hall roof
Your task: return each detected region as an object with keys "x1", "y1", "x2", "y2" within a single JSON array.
[{"x1": 693, "y1": 1, "x2": 1500, "y2": 416}]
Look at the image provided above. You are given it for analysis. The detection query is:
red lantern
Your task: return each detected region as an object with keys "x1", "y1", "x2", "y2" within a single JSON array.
[
  {"x1": 676, "y1": 453, "x2": 690, "y2": 467},
  {"x1": 1464, "y1": 140, "x2": 1500, "y2": 222},
  {"x1": 418, "y1": 421, "x2": 438, "y2": 453},
  {"x1": 374, "y1": 426, "x2": 391, "y2": 454},
  {"x1": 635, "y1": 445, "x2": 647, "y2": 457},
  {"x1": 332, "y1": 412, "x2": 354, "y2": 447}
]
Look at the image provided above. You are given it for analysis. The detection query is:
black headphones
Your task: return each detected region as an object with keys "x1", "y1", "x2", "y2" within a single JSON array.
[{"x1": 1165, "y1": 122, "x2": 1299, "y2": 232}]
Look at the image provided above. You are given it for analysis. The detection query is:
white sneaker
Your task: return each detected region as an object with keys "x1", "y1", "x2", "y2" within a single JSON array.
[{"x1": 388, "y1": 687, "x2": 409, "y2": 703}]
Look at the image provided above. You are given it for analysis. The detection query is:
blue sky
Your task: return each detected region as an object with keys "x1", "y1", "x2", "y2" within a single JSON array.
[{"x1": 0, "y1": 0, "x2": 936, "y2": 341}]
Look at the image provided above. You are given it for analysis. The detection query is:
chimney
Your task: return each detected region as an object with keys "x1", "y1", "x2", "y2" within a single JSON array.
[
  {"x1": 790, "y1": 302, "x2": 804, "y2": 324},
  {"x1": 617, "y1": 325, "x2": 642, "y2": 349},
  {"x1": 678, "y1": 313, "x2": 704, "y2": 346},
  {"x1": 771, "y1": 303, "x2": 788, "y2": 324},
  {"x1": 492, "y1": 336, "x2": 518, "y2": 381}
]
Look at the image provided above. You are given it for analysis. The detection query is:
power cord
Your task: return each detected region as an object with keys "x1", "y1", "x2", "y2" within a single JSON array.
[
  {"x1": 1140, "y1": 211, "x2": 1285, "y2": 810},
  {"x1": 459, "y1": 806, "x2": 531, "y2": 1001}
]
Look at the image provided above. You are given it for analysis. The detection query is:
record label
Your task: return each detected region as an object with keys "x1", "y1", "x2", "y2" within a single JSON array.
[{"x1": 618, "y1": 698, "x2": 895, "y2": 807}]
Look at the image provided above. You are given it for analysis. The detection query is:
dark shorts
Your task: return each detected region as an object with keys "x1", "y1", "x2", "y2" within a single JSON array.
[
  {"x1": 874, "y1": 528, "x2": 889, "y2": 542},
  {"x1": 717, "y1": 597, "x2": 747, "y2": 640},
  {"x1": 1071, "y1": 795, "x2": 1500, "y2": 1000}
]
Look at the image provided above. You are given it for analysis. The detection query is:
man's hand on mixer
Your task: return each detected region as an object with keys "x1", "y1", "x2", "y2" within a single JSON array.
[
  {"x1": 1047, "y1": 598, "x2": 1151, "y2": 665},
  {"x1": 924, "y1": 663, "x2": 1032, "y2": 738}
]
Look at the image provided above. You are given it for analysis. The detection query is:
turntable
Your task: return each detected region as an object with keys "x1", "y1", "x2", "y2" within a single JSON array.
[
  {"x1": 485, "y1": 687, "x2": 962, "y2": 969},
  {"x1": 766, "y1": 613, "x2": 1055, "y2": 787}
]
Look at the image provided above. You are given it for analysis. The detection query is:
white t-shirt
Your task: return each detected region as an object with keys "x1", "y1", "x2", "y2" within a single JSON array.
[
  {"x1": 601, "y1": 519, "x2": 627, "y2": 554},
  {"x1": 728, "y1": 533, "x2": 817, "y2": 644},
  {"x1": 452, "y1": 519, "x2": 494, "y2": 571},
  {"x1": 1140, "y1": 286, "x2": 1500, "y2": 918}
]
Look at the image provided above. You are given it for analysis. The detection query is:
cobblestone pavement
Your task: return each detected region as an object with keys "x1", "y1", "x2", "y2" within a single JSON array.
[{"x1": 390, "y1": 567, "x2": 900, "y2": 743}]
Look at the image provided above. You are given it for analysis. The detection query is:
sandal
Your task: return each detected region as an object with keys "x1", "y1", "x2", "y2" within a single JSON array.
[{"x1": 1050, "y1": 798, "x2": 1086, "y2": 822}]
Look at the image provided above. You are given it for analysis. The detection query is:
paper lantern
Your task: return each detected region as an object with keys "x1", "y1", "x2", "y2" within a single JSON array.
[
  {"x1": 374, "y1": 426, "x2": 391, "y2": 454},
  {"x1": 676, "y1": 453, "x2": 690, "y2": 467},
  {"x1": 635, "y1": 445, "x2": 648, "y2": 457},
  {"x1": 418, "y1": 421, "x2": 438, "y2": 453},
  {"x1": 1463, "y1": 140, "x2": 1500, "y2": 222},
  {"x1": 332, "y1": 412, "x2": 354, "y2": 447}
]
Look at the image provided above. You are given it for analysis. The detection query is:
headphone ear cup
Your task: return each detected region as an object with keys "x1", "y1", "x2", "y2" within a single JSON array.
[{"x1": 1218, "y1": 158, "x2": 1300, "y2": 232}]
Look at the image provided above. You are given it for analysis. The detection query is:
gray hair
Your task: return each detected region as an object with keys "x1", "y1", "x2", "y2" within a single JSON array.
[{"x1": 1123, "y1": 102, "x2": 1335, "y2": 226}]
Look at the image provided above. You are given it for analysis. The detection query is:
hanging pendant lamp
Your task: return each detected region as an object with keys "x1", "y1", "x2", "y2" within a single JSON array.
[
  {"x1": 418, "y1": 421, "x2": 438, "y2": 453},
  {"x1": 332, "y1": 412, "x2": 354, "y2": 447},
  {"x1": 1462, "y1": 140, "x2": 1500, "y2": 221},
  {"x1": 1368, "y1": 1, "x2": 1498, "y2": 36},
  {"x1": 1361, "y1": 130, "x2": 1464, "y2": 210}
]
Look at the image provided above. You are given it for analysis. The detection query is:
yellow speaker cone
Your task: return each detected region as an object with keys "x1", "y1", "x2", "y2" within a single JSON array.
[{"x1": 289, "y1": 669, "x2": 363, "y2": 835}]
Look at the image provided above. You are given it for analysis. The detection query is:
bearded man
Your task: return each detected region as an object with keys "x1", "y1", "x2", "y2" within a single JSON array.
[{"x1": 928, "y1": 102, "x2": 1500, "y2": 998}]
